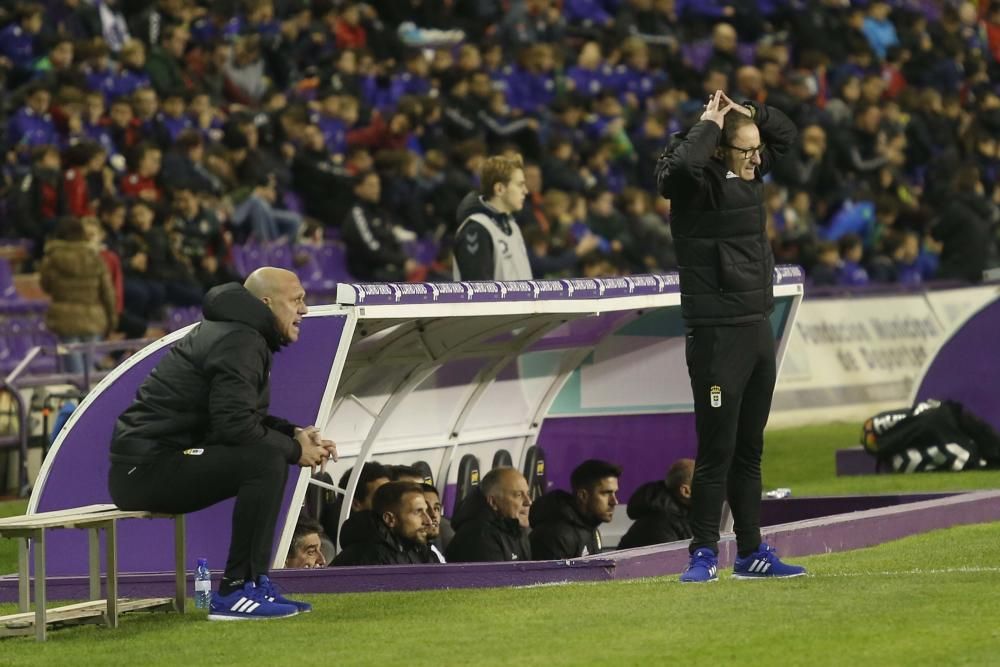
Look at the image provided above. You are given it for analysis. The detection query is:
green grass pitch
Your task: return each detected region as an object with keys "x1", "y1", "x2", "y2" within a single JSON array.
[{"x1": 1, "y1": 421, "x2": 998, "y2": 664}]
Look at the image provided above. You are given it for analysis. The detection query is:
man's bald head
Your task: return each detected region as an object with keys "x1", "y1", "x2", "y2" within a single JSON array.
[
  {"x1": 245, "y1": 267, "x2": 299, "y2": 299},
  {"x1": 245, "y1": 267, "x2": 308, "y2": 343}
]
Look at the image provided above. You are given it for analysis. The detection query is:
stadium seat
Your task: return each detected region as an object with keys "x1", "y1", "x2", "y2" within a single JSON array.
[
  {"x1": 411, "y1": 460, "x2": 434, "y2": 485},
  {"x1": 316, "y1": 243, "x2": 354, "y2": 283},
  {"x1": 403, "y1": 238, "x2": 439, "y2": 265},
  {"x1": 680, "y1": 40, "x2": 713, "y2": 72},
  {"x1": 522, "y1": 446, "x2": 547, "y2": 501},
  {"x1": 266, "y1": 243, "x2": 295, "y2": 270},
  {"x1": 491, "y1": 449, "x2": 512, "y2": 470},
  {"x1": 454, "y1": 454, "x2": 481, "y2": 515}
]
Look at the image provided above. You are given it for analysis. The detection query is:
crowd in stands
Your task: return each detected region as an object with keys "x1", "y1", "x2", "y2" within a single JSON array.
[
  {"x1": 291, "y1": 456, "x2": 694, "y2": 567},
  {"x1": 3, "y1": 0, "x2": 1000, "y2": 352}
]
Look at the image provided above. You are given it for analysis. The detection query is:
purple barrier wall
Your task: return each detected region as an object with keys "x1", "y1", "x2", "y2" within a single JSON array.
[
  {"x1": 8, "y1": 490, "x2": 996, "y2": 602},
  {"x1": 914, "y1": 296, "x2": 1000, "y2": 430},
  {"x1": 536, "y1": 413, "x2": 697, "y2": 500},
  {"x1": 32, "y1": 315, "x2": 347, "y2": 575}
]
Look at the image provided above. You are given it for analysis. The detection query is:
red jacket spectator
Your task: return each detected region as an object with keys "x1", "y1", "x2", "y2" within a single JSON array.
[
  {"x1": 64, "y1": 168, "x2": 95, "y2": 217},
  {"x1": 335, "y1": 17, "x2": 366, "y2": 49},
  {"x1": 99, "y1": 248, "x2": 125, "y2": 314},
  {"x1": 120, "y1": 172, "x2": 162, "y2": 202}
]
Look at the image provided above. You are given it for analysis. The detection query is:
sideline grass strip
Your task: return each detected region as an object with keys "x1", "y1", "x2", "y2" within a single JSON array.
[{"x1": 2, "y1": 522, "x2": 999, "y2": 666}]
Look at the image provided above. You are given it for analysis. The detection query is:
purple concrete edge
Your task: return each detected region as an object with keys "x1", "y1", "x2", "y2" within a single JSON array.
[
  {"x1": 5, "y1": 490, "x2": 997, "y2": 602},
  {"x1": 835, "y1": 446, "x2": 881, "y2": 476}
]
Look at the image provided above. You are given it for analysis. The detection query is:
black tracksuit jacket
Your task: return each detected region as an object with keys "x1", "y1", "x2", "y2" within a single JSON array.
[
  {"x1": 654, "y1": 101, "x2": 796, "y2": 325},
  {"x1": 110, "y1": 282, "x2": 301, "y2": 465},
  {"x1": 528, "y1": 490, "x2": 602, "y2": 560},
  {"x1": 445, "y1": 490, "x2": 532, "y2": 562}
]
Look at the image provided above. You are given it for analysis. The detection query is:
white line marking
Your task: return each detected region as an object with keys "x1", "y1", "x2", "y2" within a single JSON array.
[{"x1": 811, "y1": 567, "x2": 1000, "y2": 578}]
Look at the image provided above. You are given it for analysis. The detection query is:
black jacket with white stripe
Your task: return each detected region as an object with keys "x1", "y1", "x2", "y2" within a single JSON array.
[{"x1": 341, "y1": 200, "x2": 408, "y2": 281}]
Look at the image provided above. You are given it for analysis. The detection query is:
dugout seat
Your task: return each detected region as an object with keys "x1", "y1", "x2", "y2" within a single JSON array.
[{"x1": 522, "y1": 446, "x2": 546, "y2": 501}]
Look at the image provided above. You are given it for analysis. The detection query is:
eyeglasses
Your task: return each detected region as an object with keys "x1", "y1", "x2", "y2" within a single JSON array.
[{"x1": 724, "y1": 143, "x2": 766, "y2": 159}]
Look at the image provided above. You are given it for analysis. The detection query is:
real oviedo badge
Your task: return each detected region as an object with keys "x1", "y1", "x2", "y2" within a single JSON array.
[{"x1": 710, "y1": 385, "x2": 722, "y2": 408}]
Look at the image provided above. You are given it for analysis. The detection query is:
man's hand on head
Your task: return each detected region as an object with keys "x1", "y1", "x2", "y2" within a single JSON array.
[
  {"x1": 700, "y1": 90, "x2": 737, "y2": 130},
  {"x1": 720, "y1": 92, "x2": 753, "y2": 118}
]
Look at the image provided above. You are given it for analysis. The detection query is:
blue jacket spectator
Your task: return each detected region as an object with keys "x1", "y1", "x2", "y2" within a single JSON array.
[
  {"x1": 7, "y1": 86, "x2": 59, "y2": 157},
  {"x1": 0, "y1": 5, "x2": 43, "y2": 71},
  {"x1": 862, "y1": 2, "x2": 899, "y2": 60}
]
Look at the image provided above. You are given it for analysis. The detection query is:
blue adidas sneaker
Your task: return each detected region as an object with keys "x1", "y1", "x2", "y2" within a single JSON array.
[
  {"x1": 207, "y1": 581, "x2": 298, "y2": 621},
  {"x1": 679, "y1": 548, "x2": 719, "y2": 583},
  {"x1": 257, "y1": 575, "x2": 312, "y2": 613},
  {"x1": 733, "y1": 543, "x2": 807, "y2": 579}
]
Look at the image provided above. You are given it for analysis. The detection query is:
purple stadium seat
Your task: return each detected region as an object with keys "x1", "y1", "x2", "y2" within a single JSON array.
[
  {"x1": 738, "y1": 43, "x2": 756, "y2": 66},
  {"x1": 267, "y1": 243, "x2": 295, "y2": 270},
  {"x1": 282, "y1": 191, "x2": 305, "y2": 215},
  {"x1": 317, "y1": 243, "x2": 354, "y2": 283},
  {"x1": 240, "y1": 243, "x2": 269, "y2": 274},
  {"x1": 681, "y1": 40, "x2": 713, "y2": 72},
  {"x1": 404, "y1": 238, "x2": 440, "y2": 265},
  {"x1": 0, "y1": 258, "x2": 18, "y2": 300},
  {"x1": 230, "y1": 244, "x2": 248, "y2": 277}
]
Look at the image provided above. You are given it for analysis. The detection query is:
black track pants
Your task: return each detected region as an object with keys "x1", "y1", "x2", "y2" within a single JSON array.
[
  {"x1": 684, "y1": 319, "x2": 776, "y2": 556},
  {"x1": 109, "y1": 442, "x2": 290, "y2": 583}
]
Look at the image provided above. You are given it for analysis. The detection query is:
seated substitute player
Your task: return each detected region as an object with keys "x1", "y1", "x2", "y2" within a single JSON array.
[
  {"x1": 529, "y1": 459, "x2": 621, "y2": 559},
  {"x1": 332, "y1": 482, "x2": 439, "y2": 566},
  {"x1": 445, "y1": 467, "x2": 532, "y2": 562}
]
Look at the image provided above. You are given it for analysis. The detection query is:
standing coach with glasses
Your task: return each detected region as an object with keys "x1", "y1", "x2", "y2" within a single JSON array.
[{"x1": 655, "y1": 90, "x2": 807, "y2": 583}]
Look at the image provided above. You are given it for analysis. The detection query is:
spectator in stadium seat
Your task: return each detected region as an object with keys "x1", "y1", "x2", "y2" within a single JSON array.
[
  {"x1": 161, "y1": 129, "x2": 223, "y2": 196},
  {"x1": 421, "y1": 483, "x2": 451, "y2": 559},
  {"x1": 932, "y1": 166, "x2": 1000, "y2": 284},
  {"x1": 341, "y1": 170, "x2": 418, "y2": 281},
  {"x1": 618, "y1": 458, "x2": 694, "y2": 549},
  {"x1": 498, "y1": 0, "x2": 565, "y2": 52},
  {"x1": 107, "y1": 97, "x2": 142, "y2": 158},
  {"x1": 529, "y1": 459, "x2": 621, "y2": 560},
  {"x1": 0, "y1": 3, "x2": 44, "y2": 87},
  {"x1": 170, "y1": 186, "x2": 241, "y2": 289},
  {"x1": 63, "y1": 140, "x2": 108, "y2": 218},
  {"x1": 285, "y1": 517, "x2": 327, "y2": 568},
  {"x1": 145, "y1": 23, "x2": 190, "y2": 96},
  {"x1": 837, "y1": 234, "x2": 869, "y2": 287},
  {"x1": 111, "y1": 267, "x2": 335, "y2": 620},
  {"x1": 6, "y1": 83, "x2": 58, "y2": 160},
  {"x1": 290, "y1": 123, "x2": 353, "y2": 225},
  {"x1": 332, "y1": 482, "x2": 438, "y2": 566},
  {"x1": 231, "y1": 172, "x2": 304, "y2": 245},
  {"x1": 129, "y1": 198, "x2": 205, "y2": 307},
  {"x1": 6, "y1": 144, "x2": 63, "y2": 244},
  {"x1": 705, "y1": 23, "x2": 741, "y2": 77},
  {"x1": 120, "y1": 142, "x2": 164, "y2": 203},
  {"x1": 445, "y1": 468, "x2": 532, "y2": 562}
]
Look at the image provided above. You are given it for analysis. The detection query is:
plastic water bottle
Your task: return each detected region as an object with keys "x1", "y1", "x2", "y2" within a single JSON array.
[{"x1": 194, "y1": 558, "x2": 212, "y2": 609}]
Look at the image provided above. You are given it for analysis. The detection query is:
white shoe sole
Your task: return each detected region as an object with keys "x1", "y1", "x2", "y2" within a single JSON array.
[
  {"x1": 207, "y1": 610, "x2": 299, "y2": 621},
  {"x1": 731, "y1": 572, "x2": 808, "y2": 580},
  {"x1": 679, "y1": 577, "x2": 719, "y2": 584}
]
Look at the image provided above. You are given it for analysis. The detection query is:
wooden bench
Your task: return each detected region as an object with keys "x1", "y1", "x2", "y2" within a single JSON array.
[{"x1": 0, "y1": 504, "x2": 186, "y2": 641}]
